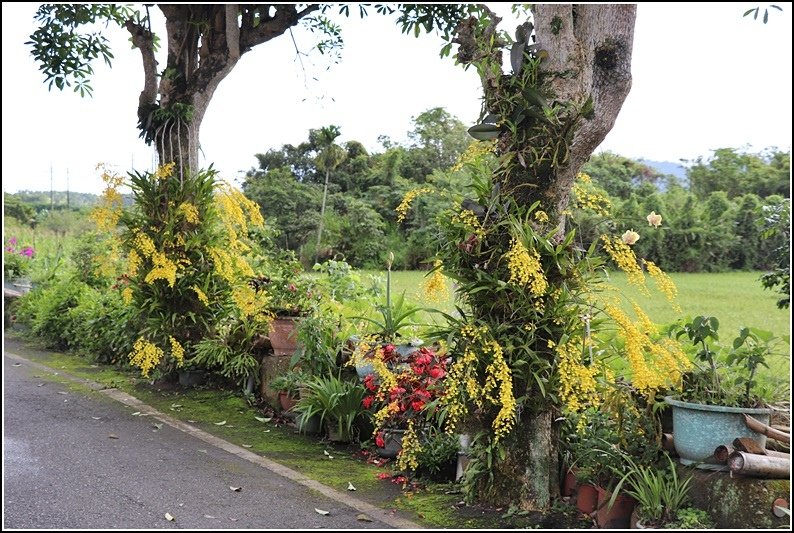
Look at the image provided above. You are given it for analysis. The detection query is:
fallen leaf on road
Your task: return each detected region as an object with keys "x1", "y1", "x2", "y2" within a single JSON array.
[
  {"x1": 92, "y1": 417, "x2": 101, "y2": 420},
  {"x1": 214, "y1": 420, "x2": 227, "y2": 426},
  {"x1": 131, "y1": 411, "x2": 141, "y2": 416},
  {"x1": 152, "y1": 423, "x2": 163, "y2": 430},
  {"x1": 254, "y1": 416, "x2": 272, "y2": 423},
  {"x1": 263, "y1": 429, "x2": 271, "y2": 433},
  {"x1": 229, "y1": 518, "x2": 238, "y2": 522},
  {"x1": 57, "y1": 392, "x2": 67, "y2": 395},
  {"x1": 164, "y1": 513, "x2": 175, "y2": 522},
  {"x1": 315, "y1": 508, "x2": 330, "y2": 516},
  {"x1": 229, "y1": 486, "x2": 241, "y2": 492},
  {"x1": 37, "y1": 383, "x2": 44, "y2": 387},
  {"x1": 356, "y1": 514, "x2": 373, "y2": 522},
  {"x1": 204, "y1": 515, "x2": 216, "y2": 519},
  {"x1": 347, "y1": 482, "x2": 356, "y2": 491},
  {"x1": 108, "y1": 434, "x2": 119, "y2": 439},
  {"x1": 12, "y1": 363, "x2": 21, "y2": 367},
  {"x1": 241, "y1": 444, "x2": 253, "y2": 448}
]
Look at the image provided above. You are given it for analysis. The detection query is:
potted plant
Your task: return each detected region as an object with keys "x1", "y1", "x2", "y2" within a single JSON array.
[
  {"x1": 349, "y1": 252, "x2": 434, "y2": 378},
  {"x1": 664, "y1": 316, "x2": 782, "y2": 469},
  {"x1": 361, "y1": 342, "x2": 448, "y2": 471},
  {"x1": 414, "y1": 429, "x2": 460, "y2": 482},
  {"x1": 269, "y1": 369, "x2": 307, "y2": 412},
  {"x1": 607, "y1": 452, "x2": 694, "y2": 529},
  {"x1": 4, "y1": 236, "x2": 35, "y2": 292},
  {"x1": 293, "y1": 373, "x2": 368, "y2": 443}
]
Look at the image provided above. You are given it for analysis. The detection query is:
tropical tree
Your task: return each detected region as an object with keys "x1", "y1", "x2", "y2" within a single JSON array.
[{"x1": 312, "y1": 125, "x2": 346, "y2": 261}]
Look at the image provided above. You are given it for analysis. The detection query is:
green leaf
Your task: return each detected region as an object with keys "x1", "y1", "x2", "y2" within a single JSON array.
[{"x1": 467, "y1": 123, "x2": 501, "y2": 140}]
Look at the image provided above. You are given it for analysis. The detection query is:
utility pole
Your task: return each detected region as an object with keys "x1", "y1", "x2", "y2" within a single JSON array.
[
  {"x1": 50, "y1": 164, "x2": 54, "y2": 210},
  {"x1": 66, "y1": 168, "x2": 70, "y2": 209}
]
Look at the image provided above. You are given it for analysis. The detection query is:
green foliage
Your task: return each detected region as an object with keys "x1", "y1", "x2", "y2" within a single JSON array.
[
  {"x1": 415, "y1": 429, "x2": 460, "y2": 479},
  {"x1": 16, "y1": 278, "x2": 90, "y2": 350},
  {"x1": 686, "y1": 147, "x2": 790, "y2": 199},
  {"x1": 759, "y1": 199, "x2": 790, "y2": 308},
  {"x1": 293, "y1": 373, "x2": 368, "y2": 442},
  {"x1": 26, "y1": 4, "x2": 138, "y2": 96},
  {"x1": 608, "y1": 453, "x2": 692, "y2": 526},
  {"x1": 269, "y1": 368, "x2": 308, "y2": 399},
  {"x1": 667, "y1": 507, "x2": 714, "y2": 529},
  {"x1": 671, "y1": 316, "x2": 786, "y2": 407}
]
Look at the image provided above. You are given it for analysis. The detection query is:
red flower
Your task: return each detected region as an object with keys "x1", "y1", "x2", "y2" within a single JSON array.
[
  {"x1": 411, "y1": 400, "x2": 425, "y2": 412},
  {"x1": 363, "y1": 374, "x2": 378, "y2": 392},
  {"x1": 389, "y1": 386, "x2": 406, "y2": 400},
  {"x1": 375, "y1": 432, "x2": 385, "y2": 448},
  {"x1": 429, "y1": 366, "x2": 446, "y2": 379},
  {"x1": 362, "y1": 396, "x2": 374, "y2": 408}
]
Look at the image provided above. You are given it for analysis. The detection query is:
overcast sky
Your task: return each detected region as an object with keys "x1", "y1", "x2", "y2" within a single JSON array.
[{"x1": 2, "y1": 3, "x2": 792, "y2": 195}]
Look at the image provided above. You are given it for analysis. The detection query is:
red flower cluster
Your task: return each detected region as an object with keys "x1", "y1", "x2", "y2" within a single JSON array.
[{"x1": 361, "y1": 345, "x2": 448, "y2": 429}]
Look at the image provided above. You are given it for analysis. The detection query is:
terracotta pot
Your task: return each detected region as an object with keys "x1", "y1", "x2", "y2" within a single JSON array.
[
  {"x1": 269, "y1": 317, "x2": 301, "y2": 355},
  {"x1": 278, "y1": 391, "x2": 297, "y2": 412},
  {"x1": 596, "y1": 485, "x2": 636, "y2": 529},
  {"x1": 562, "y1": 467, "x2": 578, "y2": 497},
  {"x1": 576, "y1": 483, "x2": 598, "y2": 514}
]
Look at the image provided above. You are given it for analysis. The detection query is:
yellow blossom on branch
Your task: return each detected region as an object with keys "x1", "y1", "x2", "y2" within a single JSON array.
[
  {"x1": 396, "y1": 187, "x2": 433, "y2": 223},
  {"x1": 504, "y1": 238, "x2": 547, "y2": 296},
  {"x1": 422, "y1": 260, "x2": 449, "y2": 302}
]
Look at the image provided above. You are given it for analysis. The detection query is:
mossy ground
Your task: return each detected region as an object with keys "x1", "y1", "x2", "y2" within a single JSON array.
[{"x1": 5, "y1": 331, "x2": 597, "y2": 529}]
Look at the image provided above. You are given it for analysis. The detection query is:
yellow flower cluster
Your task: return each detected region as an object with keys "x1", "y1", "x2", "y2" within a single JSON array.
[
  {"x1": 232, "y1": 285, "x2": 269, "y2": 321},
  {"x1": 129, "y1": 337, "x2": 164, "y2": 378},
  {"x1": 169, "y1": 336, "x2": 185, "y2": 367},
  {"x1": 154, "y1": 162, "x2": 176, "y2": 180},
  {"x1": 177, "y1": 202, "x2": 200, "y2": 225},
  {"x1": 504, "y1": 238, "x2": 548, "y2": 297},
  {"x1": 209, "y1": 247, "x2": 237, "y2": 283},
  {"x1": 533, "y1": 210, "x2": 549, "y2": 224},
  {"x1": 127, "y1": 249, "x2": 142, "y2": 277},
  {"x1": 122, "y1": 287, "x2": 133, "y2": 304},
  {"x1": 482, "y1": 341, "x2": 516, "y2": 442},
  {"x1": 396, "y1": 187, "x2": 433, "y2": 223},
  {"x1": 605, "y1": 303, "x2": 692, "y2": 396},
  {"x1": 645, "y1": 260, "x2": 681, "y2": 312},
  {"x1": 600, "y1": 235, "x2": 648, "y2": 295},
  {"x1": 216, "y1": 181, "x2": 265, "y2": 253},
  {"x1": 557, "y1": 337, "x2": 599, "y2": 413},
  {"x1": 90, "y1": 165, "x2": 125, "y2": 231},
  {"x1": 144, "y1": 251, "x2": 178, "y2": 287},
  {"x1": 133, "y1": 231, "x2": 156, "y2": 257},
  {"x1": 422, "y1": 260, "x2": 449, "y2": 302},
  {"x1": 451, "y1": 140, "x2": 496, "y2": 172},
  {"x1": 192, "y1": 285, "x2": 209, "y2": 306},
  {"x1": 573, "y1": 173, "x2": 612, "y2": 216},
  {"x1": 451, "y1": 208, "x2": 486, "y2": 239},
  {"x1": 396, "y1": 419, "x2": 421, "y2": 471}
]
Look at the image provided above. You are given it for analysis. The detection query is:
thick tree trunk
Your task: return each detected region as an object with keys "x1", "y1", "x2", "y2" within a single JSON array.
[{"x1": 455, "y1": 4, "x2": 636, "y2": 511}]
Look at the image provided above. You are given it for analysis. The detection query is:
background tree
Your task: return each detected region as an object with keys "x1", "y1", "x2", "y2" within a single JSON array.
[{"x1": 312, "y1": 125, "x2": 347, "y2": 261}]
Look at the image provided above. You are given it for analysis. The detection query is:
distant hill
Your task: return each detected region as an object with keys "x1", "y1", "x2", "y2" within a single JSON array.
[{"x1": 638, "y1": 159, "x2": 688, "y2": 185}]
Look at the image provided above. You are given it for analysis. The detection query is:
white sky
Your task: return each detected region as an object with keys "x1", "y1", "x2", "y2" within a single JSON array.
[{"x1": 2, "y1": 3, "x2": 792, "y2": 195}]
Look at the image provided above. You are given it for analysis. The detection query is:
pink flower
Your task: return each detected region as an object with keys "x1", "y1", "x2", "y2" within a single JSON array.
[
  {"x1": 21, "y1": 247, "x2": 34, "y2": 257},
  {"x1": 621, "y1": 229, "x2": 640, "y2": 245},
  {"x1": 8, "y1": 237, "x2": 17, "y2": 246},
  {"x1": 429, "y1": 367, "x2": 446, "y2": 379},
  {"x1": 646, "y1": 211, "x2": 663, "y2": 227}
]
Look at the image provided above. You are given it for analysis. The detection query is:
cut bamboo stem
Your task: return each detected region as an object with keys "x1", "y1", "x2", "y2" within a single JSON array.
[
  {"x1": 714, "y1": 444, "x2": 735, "y2": 464},
  {"x1": 744, "y1": 414, "x2": 791, "y2": 444},
  {"x1": 727, "y1": 451, "x2": 790, "y2": 478}
]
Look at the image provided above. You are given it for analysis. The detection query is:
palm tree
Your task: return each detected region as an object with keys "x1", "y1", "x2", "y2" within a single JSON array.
[{"x1": 313, "y1": 125, "x2": 347, "y2": 262}]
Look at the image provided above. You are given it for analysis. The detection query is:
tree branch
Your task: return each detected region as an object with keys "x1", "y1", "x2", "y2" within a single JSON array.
[
  {"x1": 125, "y1": 18, "x2": 159, "y2": 123},
  {"x1": 240, "y1": 4, "x2": 319, "y2": 50},
  {"x1": 226, "y1": 4, "x2": 241, "y2": 60}
]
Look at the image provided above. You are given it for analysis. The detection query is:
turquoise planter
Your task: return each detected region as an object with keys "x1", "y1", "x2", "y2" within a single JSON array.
[{"x1": 664, "y1": 396, "x2": 772, "y2": 470}]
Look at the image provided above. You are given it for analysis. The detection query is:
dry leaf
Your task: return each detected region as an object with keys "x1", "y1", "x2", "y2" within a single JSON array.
[
  {"x1": 214, "y1": 420, "x2": 227, "y2": 426},
  {"x1": 12, "y1": 363, "x2": 21, "y2": 367},
  {"x1": 152, "y1": 423, "x2": 163, "y2": 430},
  {"x1": 347, "y1": 482, "x2": 356, "y2": 491},
  {"x1": 188, "y1": 420, "x2": 197, "y2": 423},
  {"x1": 57, "y1": 392, "x2": 68, "y2": 395},
  {"x1": 314, "y1": 508, "x2": 330, "y2": 516},
  {"x1": 229, "y1": 518, "x2": 238, "y2": 522},
  {"x1": 254, "y1": 416, "x2": 272, "y2": 423},
  {"x1": 229, "y1": 486, "x2": 241, "y2": 492},
  {"x1": 131, "y1": 411, "x2": 141, "y2": 416},
  {"x1": 204, "y1": 515, "x2": 216, "y2": 519},
  {"x1": 108, "y1": 434, "x2": 119, "y2": 439},
  {"x1": 356, "y1": 514, "x2": 373, "y2": 522},
  {"x1": 92, "y1": 416, "x2": 101, "y2": 420},
  {"x1": 164, "y1": 513, "x2": 175, "y2": 522},
  {"x1": 37, "y1": 383, "x2": 44, "y2": 387},
  {"x1": 171, "y1": 403, "x2": 183, "y2": 409},
  {"x1": 241, "y1": 444, "x2": 253, "y2": 448},
  {"x1": 263, "y1": 429, "x2": 271, "y2": 433}
]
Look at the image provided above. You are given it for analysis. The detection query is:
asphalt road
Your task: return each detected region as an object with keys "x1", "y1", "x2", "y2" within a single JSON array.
[{"x1": 2, "y1": 349, "x2": 399, "y2": 530}]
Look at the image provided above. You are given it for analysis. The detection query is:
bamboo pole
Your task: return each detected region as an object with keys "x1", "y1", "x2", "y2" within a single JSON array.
[
  {"x1": 727, "y1": 451, "x2": 790, "y2": 478},
  {"x1": 714, "y1": 444, "x2": 735, "y2": 464},
  {"x1": 744, "y1": 414, "x2": 790, "y2": 444}
]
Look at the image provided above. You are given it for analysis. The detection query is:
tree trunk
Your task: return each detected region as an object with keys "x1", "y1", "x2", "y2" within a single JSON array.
[
  {"x1": 315, "y1": 168, "x2": 331, "y2": 262},
  {"x1": 454, "y1": 4, "x2": 636, "y2": 510}
]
